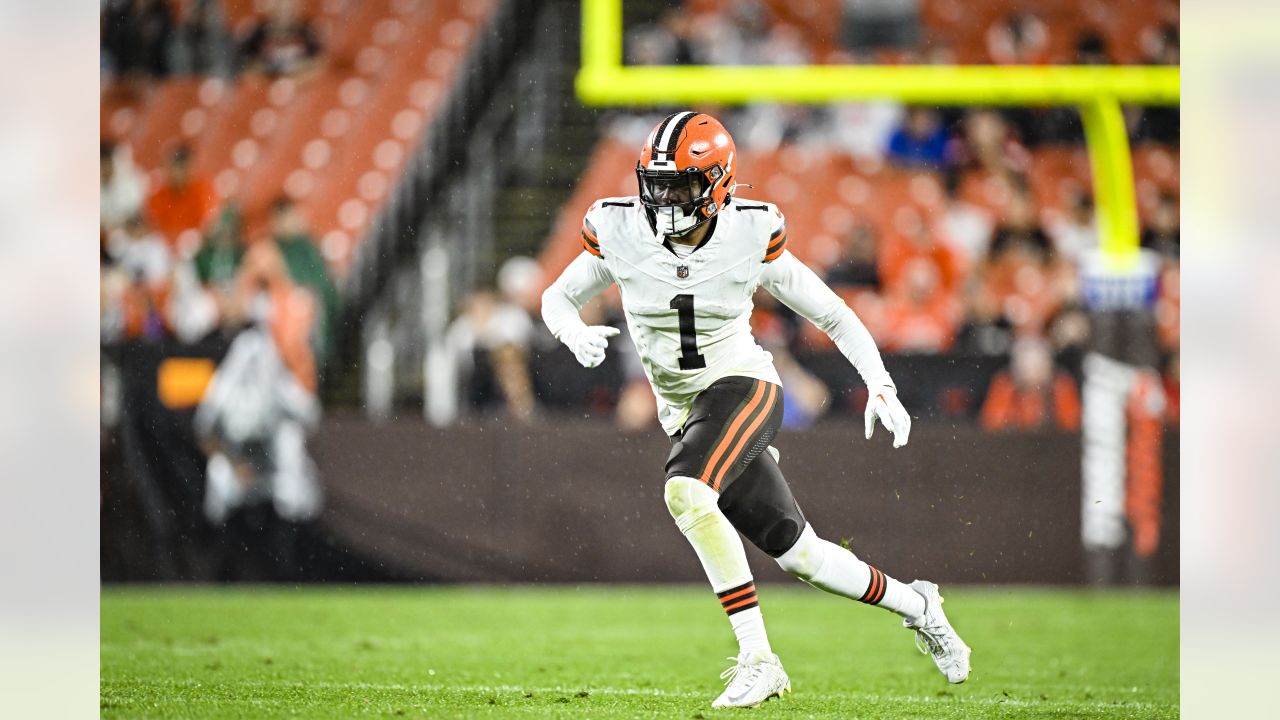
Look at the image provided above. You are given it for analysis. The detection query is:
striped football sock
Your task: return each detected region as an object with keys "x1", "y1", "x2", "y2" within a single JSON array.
[
  {"x1": 717, "y1": 581, "x2": 771, "y2": 656},
  {"x1": 777, "y1": 523, "x2": 926, "y2": 620}
]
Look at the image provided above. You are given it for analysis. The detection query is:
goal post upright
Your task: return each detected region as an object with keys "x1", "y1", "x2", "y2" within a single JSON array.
[{"x1": 576, "y1": 0, "x2": 1180, "y2": 267}]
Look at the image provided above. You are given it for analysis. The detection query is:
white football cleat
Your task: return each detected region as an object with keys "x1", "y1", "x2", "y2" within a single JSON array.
[
  {"x1": 711, "y1": 651, "x2": 791, "y2": 709},
  {"x1": 904, "y1": 580, "x2": 972, "y2": 684}
]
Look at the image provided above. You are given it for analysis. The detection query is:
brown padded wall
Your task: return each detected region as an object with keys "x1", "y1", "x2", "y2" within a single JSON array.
[{"x1": 314, "y1": 414, "x2": 1179, "y2": 585}]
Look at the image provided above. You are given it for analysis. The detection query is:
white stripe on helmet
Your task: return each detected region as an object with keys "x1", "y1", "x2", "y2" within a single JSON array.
[{"x1": 657, "y1": 111, "x2": 694, "y2": 154}]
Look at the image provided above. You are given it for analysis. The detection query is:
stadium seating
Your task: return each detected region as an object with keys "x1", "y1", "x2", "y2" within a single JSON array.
[{"x1": 100, "y1": 0, "x2": 495, "y2": 278}]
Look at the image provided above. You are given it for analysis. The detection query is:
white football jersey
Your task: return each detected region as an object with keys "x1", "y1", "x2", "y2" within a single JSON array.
[{"x1": 578, "y1": 195, "x2": 789, "y2": 434}]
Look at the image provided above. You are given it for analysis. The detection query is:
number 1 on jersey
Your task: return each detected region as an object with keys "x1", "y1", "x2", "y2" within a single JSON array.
[{"x1": 670, "y1": 294, "x2": 706, "y2": 370}]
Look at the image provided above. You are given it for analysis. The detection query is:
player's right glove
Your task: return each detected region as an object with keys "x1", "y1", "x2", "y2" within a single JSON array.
[
  {"x1": 559, "y1": 325, "x2": 620, "y2": 368},
  {"x1": 865, "y1": 385, "x2": 912, "y2": 448}
]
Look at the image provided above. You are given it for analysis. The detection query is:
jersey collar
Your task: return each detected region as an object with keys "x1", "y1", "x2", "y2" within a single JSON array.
[{"x1": 660, "y1": 214, "x2": 719, "y2": 257}]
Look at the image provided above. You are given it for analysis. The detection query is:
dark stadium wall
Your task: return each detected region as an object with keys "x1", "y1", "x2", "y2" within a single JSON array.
[{"x1": 313, "y1": 414, "x2": 1179, "y2": 586}]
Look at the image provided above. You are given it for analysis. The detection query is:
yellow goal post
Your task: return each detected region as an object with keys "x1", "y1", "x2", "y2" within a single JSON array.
[{"x1": 574, "y1": 0, "x2": 1180, "y2": 268}]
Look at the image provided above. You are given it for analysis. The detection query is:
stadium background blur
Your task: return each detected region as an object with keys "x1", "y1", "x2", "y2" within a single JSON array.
[{"x1": 99, "y1": 0, "x2": 1179, "y2": 587}]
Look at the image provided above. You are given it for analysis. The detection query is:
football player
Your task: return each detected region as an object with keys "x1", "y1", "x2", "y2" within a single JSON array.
[{"x1": 541, "y1": 111, "x2": 971, "y2": 708}]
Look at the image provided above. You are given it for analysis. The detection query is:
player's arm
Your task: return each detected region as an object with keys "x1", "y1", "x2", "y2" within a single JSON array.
[
  {"x1": 759, "y1": 249, "x2": 912, "y2": 448},
  {"x1": 540, "y1": 250, "x2": 620, "y2": 369}
]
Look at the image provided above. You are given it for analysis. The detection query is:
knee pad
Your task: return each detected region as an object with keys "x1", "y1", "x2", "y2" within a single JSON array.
[
  {"x1": 664, "y1": 476, "x2": 720, "y2": 533},
  {"x1": 775, "y1": 523, "x2": 826, "y2": 579},
  {"x1": 758, "y1": 515, "x2": 804, "y2": 557}
]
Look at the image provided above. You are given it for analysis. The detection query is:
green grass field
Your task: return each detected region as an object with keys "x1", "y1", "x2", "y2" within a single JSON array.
[{"x1": 101, "y1": 585, "x2": 1177, "y2": 719}]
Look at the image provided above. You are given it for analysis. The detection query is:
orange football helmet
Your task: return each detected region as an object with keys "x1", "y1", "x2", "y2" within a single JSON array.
[{"x1": 636, "y1": 111, "x2": 738, "y2": 236}]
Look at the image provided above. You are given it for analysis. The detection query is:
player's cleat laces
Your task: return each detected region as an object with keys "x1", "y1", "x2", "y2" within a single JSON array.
[
  {"x1": 711, "y1": 652, "x2": 791, "y2": 709},
  {"x1": 904, "y1": 580, "x2": 972, "y2": 684},
  {"x1": 719, "y1": 656, "x2": 764, "y2": 687}
]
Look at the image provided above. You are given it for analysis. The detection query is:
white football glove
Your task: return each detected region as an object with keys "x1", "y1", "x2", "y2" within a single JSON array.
[
  {"x1": 864, "y1": 386, "x2": 912, "y2": 449},
  {"x1": 560, "y1": 325, "x2": 620, "y2": 368}
]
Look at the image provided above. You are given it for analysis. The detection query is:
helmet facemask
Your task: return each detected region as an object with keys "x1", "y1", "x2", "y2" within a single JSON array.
[{"x1": 637, "y1": 164, "x2": 721, "y2": 238}]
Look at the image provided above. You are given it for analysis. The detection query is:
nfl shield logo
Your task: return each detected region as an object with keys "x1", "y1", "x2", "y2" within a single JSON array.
[{"x1": 676, "y1": 264, "x2": 689, "y2": 279}]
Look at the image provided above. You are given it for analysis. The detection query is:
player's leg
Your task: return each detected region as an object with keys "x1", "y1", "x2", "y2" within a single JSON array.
[
  {"x1": 663, "y1": 376, "x2": 789, "y2": 707},
  {"x1": 722, "y1": 449, "x2": 971, "y2": 683},
  {"x1": 718, "y1": 449, "x2": 922, "y2": 618}
]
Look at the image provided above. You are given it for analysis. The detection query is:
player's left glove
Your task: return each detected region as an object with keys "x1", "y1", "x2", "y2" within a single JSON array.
[{"x1": 865, "y1": 386, "x2": 911, "y2": 449}]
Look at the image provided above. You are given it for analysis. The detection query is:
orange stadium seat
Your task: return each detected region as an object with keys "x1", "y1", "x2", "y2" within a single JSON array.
[
  {"x1": 189, "y1": 81, "x2": 271, "y2": 199},
  {"x1": 128, "y1": 79, "x2": 203, "y2": 171},
  {"x1": 101, "y1": 83, "x2": 149, "y2": 144}
]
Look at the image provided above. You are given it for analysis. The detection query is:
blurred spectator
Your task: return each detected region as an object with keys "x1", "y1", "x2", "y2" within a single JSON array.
[
  {"x1": 880, "y1": 208, "x2": 963, "y2": 297},
  {"x1": 886, "y1": 107, "x2": 949, "y2": 169},
  {"x1": 195, "y1": 205, "x2": 247, "y2": 290},
  {"x1": 101, "y1": 142, "x2": 148, "y2": 235},
  {"x1": 759, "y1": 23, "x2": 812, "y2": 66},
  {"x1": 1075, "y1": 29, "x2": 1111, "y2": 65},
  {"x1": 986, "y1": 12, "x2": 1049, "y2": 65},
  {"x1": 448, "y1": 290, "x2": 536, "y2": 423},
  {"x1": 102, "y1": 214, "x2": 174, "y2": 342},
  {"x1": 195, "y1": 241, "x2": 322, "y2": 541},
  {"x1": 1047, "y1": 304, "x2": 1091, "y2": 359},
  {"x1": 938, "y1": 172, "x2": 994, "y2": 263},
  {"x1": 102, "y1": 0, "x2": 174, "y2": 79},
  {"x1": 980, "y1": 337, "x2": 1081, "y2": 431},
  {"x1": 162, "y1": 204, "x2": 249, "y2": 343},
  {"x1": 266, "y1": 197, "x2": 339, "y2": 364},
  {"x1": 1047, "y1": 190, "x2": 1098, "y2": 261},
  {"x1": 146, "y1": 145, "x2": 219, "y2": 255},
  {"x1": 830, "y1": 101, "x2": 904, "y2": 161},
  {"x1": 989, "y1": 191, "x2": 1052, "y2": 262},
  {"x1": 107, "y1": 214, "x2": 172, "y2": 287},
  {"x1": 496, "y1": 255, "x2": 546, "y2": 318},
  {"x1": 840, "y1": 0, "x2": 921, "y2": 51},
  {"x1": 627, "y1": 9, "x2": 693, "y2": 66},
  {"x1": 1142, "y1": 22, "x2": 1180, "y2": 66},
  {"x1": 240, "y1": 0, "x2": 322, "y2": 79},
  {"x1": 879, "y1": 260, "x2": 959, "y2": 353},
  {"x1": 693, "y1": 1, "x2": 770, "y2": 66},
  {"x1": 948, "y1": 109, "x2": 1030, "y2": 179},
  {"x1": 971, "y1": 189, "x2": 1072, "y2": 339},
  {"x1": 173, "y1": 0, "x2": 235, "y2": 76},
  {"x1": 955, "y1": 288, "x2": 1014, "y2": 356},
  {"x1": 1141, "y1": 192, "x2": 1180, "y2": 261},
  {"x1": 980, "y1": 245, "x2": 1065, "y2": 338},
  {"x1": 1135, "y1": 23, "x2": 1179, "y2": 145},
  {"x1": 826, "y1": 222, "x2": 882, "y2": 290}
]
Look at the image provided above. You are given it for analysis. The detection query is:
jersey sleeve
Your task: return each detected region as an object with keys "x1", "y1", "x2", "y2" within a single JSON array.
[
  {"x1": 541, "y1": 251, "x2": 615, "y2": 341},
  {"x1": 759, "y1": 251, "x2": 894, "y2": 391},
  {"x1": 763, "y1": 207, "x2": 787, "y2": 263}
]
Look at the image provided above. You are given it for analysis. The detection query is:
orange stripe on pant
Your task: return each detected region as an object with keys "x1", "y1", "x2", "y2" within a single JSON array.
[
  {"x1": 699, "y1": 380, "x2": 768, "y2": 488},
  {"x1": 709, "y1": 383, "x2": 778, "y2": 492}
]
